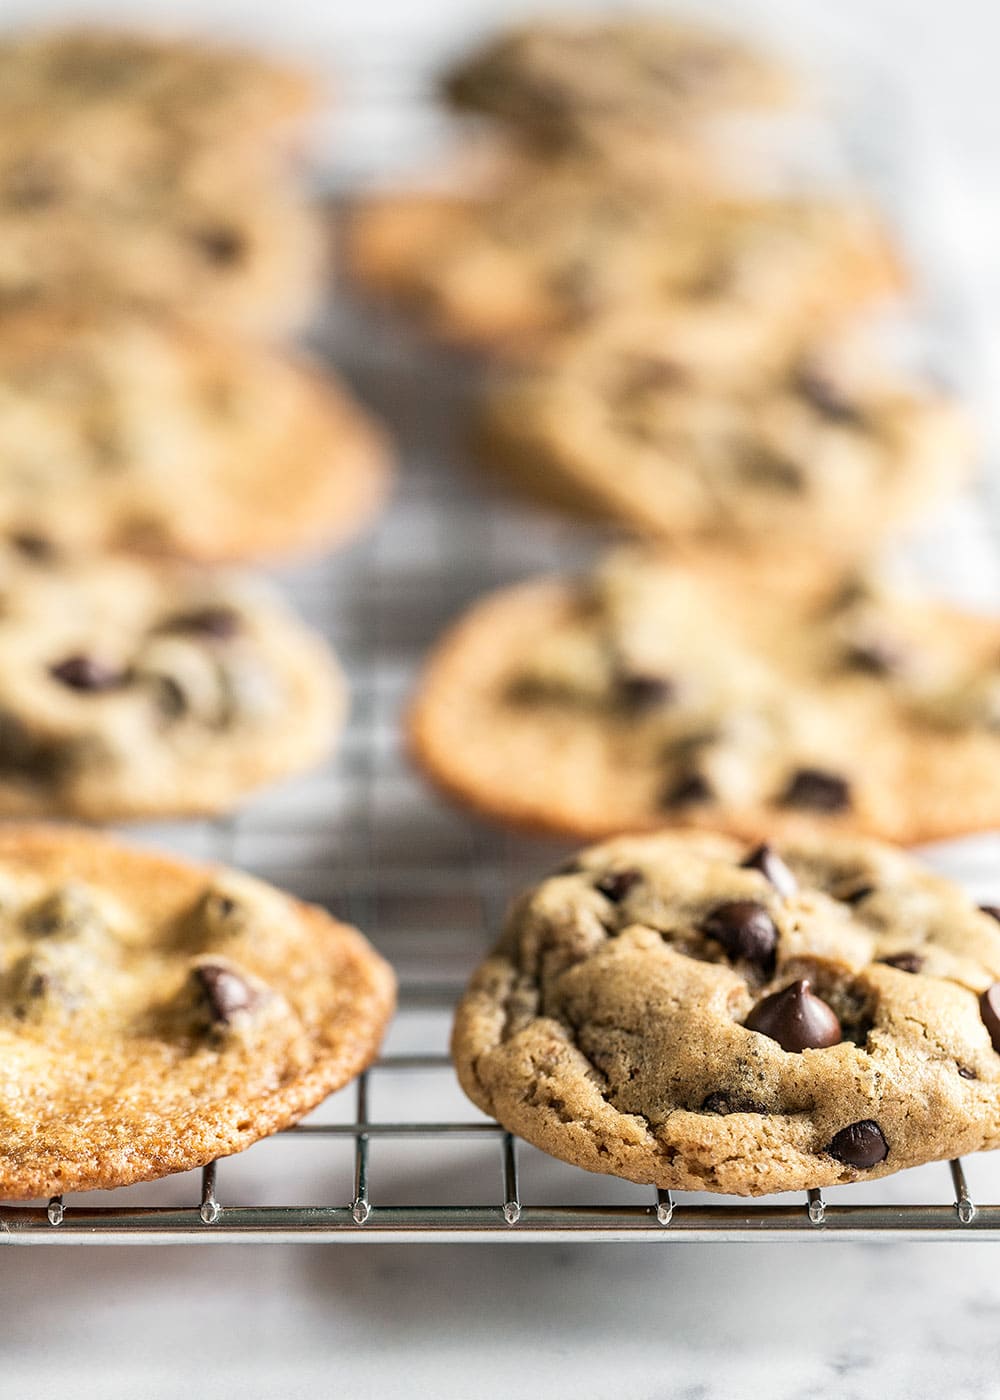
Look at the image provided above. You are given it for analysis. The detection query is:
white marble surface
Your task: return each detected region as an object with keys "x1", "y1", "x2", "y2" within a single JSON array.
[{"x1": 5, "y1": 3, "x2": 1000, "y2": 1398}]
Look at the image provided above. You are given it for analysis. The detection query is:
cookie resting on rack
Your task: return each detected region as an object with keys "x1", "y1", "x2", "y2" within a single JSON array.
[
  {"x1": 0, "y1": 825, "x2": 395, "y2": 1199},
  {"x1": 0, "y1": 537, "x2": 343, "y2": 821},
  {"x1": 478, "y1": 317, "x2": 970, "y2": 557},
  {"x1": 348, "y1": 178, "x2": 901, "y2": 354},
  {"x1": 410, "y1": 548, "x2": 1000, "y2": 846},
  {"x1": 443, "y1": 15, "x2": 797, "y2": 157},
  {"x1": 0, "y1": 309, "x2": 391, "y2": 562},
  {"x1": 453, "y1": 830, "x2": 1000, "y2": 1195}
]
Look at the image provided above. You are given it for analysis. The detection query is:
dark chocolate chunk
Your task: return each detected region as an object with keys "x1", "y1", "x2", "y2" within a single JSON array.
[
  {"x1": 595, "y1": 868, "x2": 642, "y2": 903},
  {"x1": 616, "y1": 672, "x2": 676, "y2": 713},
  {"x1": 980, "y1": 984, "x2": 1000, "y2": 1054},
  {"x1": 780, "y1": 767, "x2": 852, "y2": 813},
  {"x1": 958, "y1": 1066, "x2": 978, "y2": 1080},
  {"x1": 979, "y1": 905, "x2": 1000, "y2": 924},
  {"x1": 194, "y1": 962, "x2": 258, "y2": 1024},
  {"x1": 49, "y1": 655, "x2": 127, "y2": 692},
  {"x1": 825, "y1": 1119, "x2": 889, "y2": 1169},
  {"x1": 157, "y1": 606, "x2": 242, "y2": 640},
  {"x1": 878, "y1": 951, "x2": 923, "y2": 974},
  {"x1": 741, "y1": 844, "x2": 797, "y2": 898},
  {"x1": 700, "y1": 900, "x2": 777, "y2": 972},
  {"x1": 193, "y1": 226, "x2": 245, "y2": 266},
  {"x1": 661, "y1": 771, "x2": 713, "y2": 809},
  {"x1": 701, "y1": 1091, "x2": 769, "y2": 1115},
  {"x1": 744, "y1": 978, "x2": 842, "y2": 1053},
  {"x1": 9, "y1": 531, "x2": 55, "y2": 561},
  {"x1": 795, "y1": 368, "x2": 867, "y2": 426}
]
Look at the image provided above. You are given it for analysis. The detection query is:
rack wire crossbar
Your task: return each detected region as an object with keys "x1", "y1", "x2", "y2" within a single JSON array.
[{"x1": 2, "y1": 1044, "x2": 997, "y2": 1244}]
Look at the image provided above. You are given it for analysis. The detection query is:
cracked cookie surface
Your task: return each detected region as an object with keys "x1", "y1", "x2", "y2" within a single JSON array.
[
  {"x1": 453, "y1": 830, "x2": 1000, "y2": 1195},
  {"x1": 0, "y1": 537, "x2": 342, "y2": 820},
  {"x1": 480, "y1": 317, "x2": 970, "y2": 556},
  {"x1": 0, "y1": 825, "x2": 395, "y2": 1199},
  {"x1": 411, "y1": 549, "x2": 1000, "y2": 845},
  {"x1": 0, "y1": 310, "x2": 390, "y2": 561}
]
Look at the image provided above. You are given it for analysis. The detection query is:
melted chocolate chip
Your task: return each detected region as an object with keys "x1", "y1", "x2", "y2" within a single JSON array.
[
  {"x1": 661, "y1": 771, "x2": 713, "y2": 809},
  {"x1": 193, "y1": 227, "x2": 245, "y2": 266},
  {"x1": 49, "y1": 655, "x2": 128, "y2": 692},
  {"x1": 595, "y1": 868, "x2": 642, "y2": 903},
  {"x1": 744, "y1": 978, "x2": 842, "y2": 1053},
  {"x1": 843, "y1": 640, "x2": 904, "y2": 677},
  {"x1": 9, "y1": 531, "x2": 55, "y2": 561},
  {"x1": 825, "y1": 1119, "x2": 889, "y2": 1169},
  {"x1": 795, "y1": 368, "x2": 866, "y2": 426},
  {"x1": 195, "y1": 963, "x2": 258, "y2": 1024},
  {"x1": 701, "y1": 1091, "x2": 769, "y2": 1116},
  {"x1": 616, "y1": 673, "x2": 676, "y2": 713},
  {"x1": 780, "y1": 767, "x2": 852, "y2": 813},
  {"x1": 980, "y1": 984, "x2": 1000, "y2": 1054},
  {"x1": 157, "y1": 606, "x2": 242, "y2": 640},
  {"x1": 700, "y1": 900, "x2": 777, "y2": 973},
  {"x1": 741, "y1": 844, "x2": 797, "y2": 898},
  {"x1": 979, "y1": 905, "x2": 1000, "y2": 924},
  {"x1": 958, "y1": 1066, "x2": 978, "y2": 1080},
  {"x1": 879, "y1": 951, "x2": 923, "y2": 974}
]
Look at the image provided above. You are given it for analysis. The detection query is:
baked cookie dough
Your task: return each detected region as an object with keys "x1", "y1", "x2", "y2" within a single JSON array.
[
  {"x1": 0, "y1": 538, "x2": 343, "y2": 820},
  {"x1": 479, "y1": 317, "x2": 970, "y2": 554},
  {"x1": 0, "y1": 309, "x2": 391, "y2": 561},
  {"x1": 411, "y1": 549, "x2": 1000, "y2": 846},
  {"x1": 453, "y1": 829, "x2": 1000, "y2": 1195},
  {"x1": 0, "y1": 824, "x2": 394, "y2": 1199},
  {"x1": 348, "y1": 179, "x2": 901, "y2": 353},
  {"x1": 443, "y1": 16, "x2": 796, "y2": 157}
]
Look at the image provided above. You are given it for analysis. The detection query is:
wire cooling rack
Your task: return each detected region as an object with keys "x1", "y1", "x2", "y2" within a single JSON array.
[{"x1": 4, "y1": 20, "x2": 1000, "y2": 1245}]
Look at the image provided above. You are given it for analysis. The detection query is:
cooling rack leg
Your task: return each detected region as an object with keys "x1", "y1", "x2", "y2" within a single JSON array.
[
  {"x1": 807, "y1": 1189, "x2": 826, "y2": 1225},
  {"x1": 656, "y1": 1190, "x2": 674, "y2": 1226},
  {"x1": 199, "y1": 1162, "x2": 220, "y2": 1225},
  {"x1": 46, "y1": 1196, "x2": 64, "y2": 1227},
  {"x1": 501, "y1": 1134, "x2": 520, "y2": 1225},
  {"x1": 352, "y1": 1072, "x2": 371, "y2": 1225},
  {"x1": 949, "y1": 1159, "x2": 976, "y2": 1224}
]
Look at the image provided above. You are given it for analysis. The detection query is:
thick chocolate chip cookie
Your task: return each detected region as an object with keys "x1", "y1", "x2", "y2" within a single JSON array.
[
  {"x1": 348, "y1": 180, "x2": 901, "y2": 354},
  {"x1": 0, "y1": 825, "x2": 394, "y2": 1199},
  {"x1": 479, "y1": 317, "x2": 970, "y2": 556},
  {"x1": 0, "y1": 538, "x2": 342, "y2": 820},
  {"x1": 443, "y1": 16, "x2": 796, "y2": 158},
  {"x1": 453, "y1": 830, "x2": 1000, "y2": 1195},
  {"x1": 411, "y1": 549, "x2": 1000, "y2": 845},
  {"x1": 0, "y1": 310, "x2": 391, "y2": 561}
]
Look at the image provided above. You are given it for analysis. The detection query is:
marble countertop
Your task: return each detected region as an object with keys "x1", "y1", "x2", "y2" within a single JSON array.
[{"x1": 4, "y1": 2, "x2": 1000, "y2": 1397}]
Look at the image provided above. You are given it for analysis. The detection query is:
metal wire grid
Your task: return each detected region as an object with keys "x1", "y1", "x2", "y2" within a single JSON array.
[{"x1": 5, "y1": 28, "x2": 1000, "y2": 1245}]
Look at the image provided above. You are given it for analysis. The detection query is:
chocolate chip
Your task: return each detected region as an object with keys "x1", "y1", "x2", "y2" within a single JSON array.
[
  {"x1": 195, "y1": 962, "x2": 258, "y2": 1024},
  {"x1": 780, "y1": 767, "x2": 852, "y2": 813},
  {"x1": 744, "y1": 978, "x2": 842, "y2": 1053},
  {"x1": 840, "y1": 885, "x2": 875, "y2": 905},
  {"x1": 879, "y1": 951, "x2": 923, "y2": 974},
  {"x1": 595, "y1": 868, "x2": 642, "y2": 903},
  {"x1": 157, "y1": 606, "x2": 242, "y2": 640},
  {"x1": 616, "y1": 673, "x2": 676, "y2": 713},
  {"x1": 958, "y1": 1066, "x2": 978, "y2": 1080},
  {"x1": 193, "y1": 227, "x2": 245, "y2": 266},
  {"x1": 979, "y1": 905, "x2": 1000, "y2": 924},
  {"x1": 980, "y1": 984, "x2": 1000, "y2": 1054},
  {"x1": 9, "y1": 532, "x2": 55, "y2": 561},
  {"x1": 843, "y1": 640, "x2": 904, "y2": 677},
  {"x1": 741, "y1": 844, "x2": 797, "y2": 898},
  {"x1": 825, "y1": 1120, "x2": 889, "y2": 1169},
  {"x1": 796, "y1": 369, "x2": 866, "y2": 426},
  {"x1": 701, "y1": 900, "x2": 777, "y2": 973},
  {"x1": 661, "y1": 771, "x2": 713, "y2": 809},
  {"x1": 701, "y1": 1091, "x2": 769, "y2": 1115},
  {"x1": 49, "y1": 655, "x2": 127, "y2": 692}
]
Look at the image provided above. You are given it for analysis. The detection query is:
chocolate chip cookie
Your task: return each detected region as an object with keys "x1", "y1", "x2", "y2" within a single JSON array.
[
  {"x1": 0, "y1": 825, "x2": 395, "y2": 1199},
  {"x1": 443, "y1": 15, "x2": 797, "y2": 160},
  {"x1": 479, "y1": 317, "x2": 970, "y2": 556},
  {"x1": 411, "y1": 549, "x2": 1000, "y2": 845},
  {"x1": 453, "y1": 830, "x2": 1000, "y2": 1195},
  {"x1": 349, "y1": 179, "x2": 901, "y2": 353},
  {"x1": 0, "y1": 538, "x2": 342, "y2": 820},
  {"x1": 0, "y1": 309, "x2": 391, "y2": 561}
]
